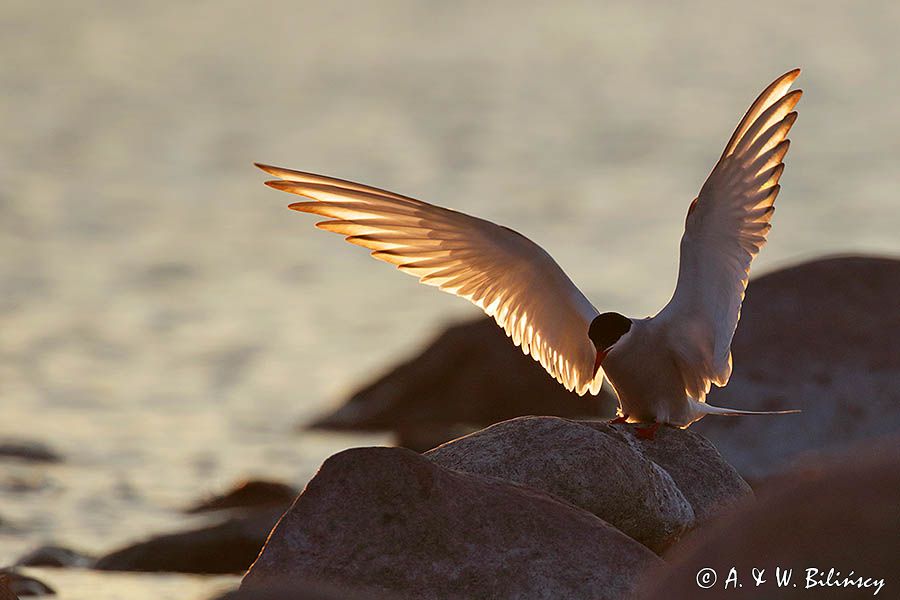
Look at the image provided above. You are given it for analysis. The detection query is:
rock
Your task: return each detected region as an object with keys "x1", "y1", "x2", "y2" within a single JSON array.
[
  {"x1": 307, "y1": 318, "x2": 615, "y2": 450},
  {"x1": 185, "y1": 479, "x2": 297, "y2": 514},
  {"x1": 582, "y1": 421, "x2": 753, "y2": 522},
  {"x1": 426, "y1": 416, "x2": 704, "y2": 552},
  {"x1": 697, "y1": 256, "x2": 900, "y2": 480},
  {"x1": 637, "y1": 434, "x2": 900, "y2": 599},
  {"x1": 93, "y1": 509, "x2": 282, "y2": 574},
  {"x1": 15, "y1": 545, "x2": 94, "y2": 568},
  {"x1": 241, "y1": 447, "x2": 661, "y2": 600},
  {"x1": 0, "y1": 440, "x2": 62, "y2": 464},
  {"x1": 209, "y1": 582, "x2": 387, "y2": 600},
  {"x1": 0, "y1": 570, "x2": 54, "y2": 597},
  {"x1": 0, "y1": 574, "x2": 15, "y2": 600}
]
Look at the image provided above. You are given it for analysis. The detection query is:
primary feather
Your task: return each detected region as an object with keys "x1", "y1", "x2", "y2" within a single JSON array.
[
  {"x1": 659, "y1": 69, "x2": 802, "y2": 400},
  {"x1": 256, "y1": 163, "x2": 604, "y2": 395}
]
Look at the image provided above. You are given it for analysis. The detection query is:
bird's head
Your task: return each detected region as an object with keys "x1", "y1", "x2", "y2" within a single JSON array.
[{"x1": 589, "y1": 312, "x2": 632, "y2": 373}]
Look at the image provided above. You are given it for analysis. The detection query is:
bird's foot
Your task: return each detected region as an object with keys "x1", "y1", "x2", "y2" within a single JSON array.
[
  {"x1": 608, "y1": 415, "x2": 629, "y2": 425},
  {"x1": 634, "y1": 422, "x2": 661, "y2": 440}
]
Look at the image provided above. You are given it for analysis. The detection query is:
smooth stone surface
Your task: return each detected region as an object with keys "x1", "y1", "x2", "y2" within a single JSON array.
[
  {"x1": 307, "y1": 318, "x2": 614, "y2": 450},
  {"x1": 210, "y1": 581, "x2": 387, "y2": 600},
  {"x1": 637, "y1": 434, "x2": 900, "y2": 599},
  {"x1": 426, "y1": 416, "x2": 697, "y2": 552},
  {"x1": 93, "y1": 509, "x2": 282, "y2": 574},
  {"x1": 582, "y1": 421, "x2": 753, "y2": 522},
  {"x1": 0, "y1": 570, "x2": 55, "y2": 597},
  {"x1": 697, "y1": 256, "x2": 900, "y2": 480},
  {"x1": 242, "y1": 447, "x2": 661, "y2": 600}
]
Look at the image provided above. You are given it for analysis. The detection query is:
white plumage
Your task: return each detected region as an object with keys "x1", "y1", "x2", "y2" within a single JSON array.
[{"x1": 257, "y1": 69, "x2": 803, "y2": 430}]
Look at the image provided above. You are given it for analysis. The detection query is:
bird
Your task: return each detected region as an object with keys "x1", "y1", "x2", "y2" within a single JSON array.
[{"x1": 256, "y1": 69, "x2": 803, "y2": 437}]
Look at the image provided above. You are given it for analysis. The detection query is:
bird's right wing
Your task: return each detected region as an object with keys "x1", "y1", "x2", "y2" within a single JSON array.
[
  {"x1": 257, "y1": 164, "x2": 604, "y2": 395},
  {"x1": 658, "y1": 69, "x2": 802, "y2": 400}
]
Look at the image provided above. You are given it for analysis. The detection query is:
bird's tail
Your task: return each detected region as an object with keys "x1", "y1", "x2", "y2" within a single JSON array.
[{"x1": 691, "y1": 400, "x2": 801, "y2": 417}]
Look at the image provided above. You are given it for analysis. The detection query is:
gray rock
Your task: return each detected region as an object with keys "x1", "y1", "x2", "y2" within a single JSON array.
[
  {"x1": 94, "y1": 509, "x2": 282, "y2": 574},
  {"x1": 242, "y1": 447, "x2": 661, "y2": 600},
  {"x1": 210, "y1": 582, "x2": 388, "y2": 600},
  {"x1": 0, "y1": 440, "x2": 62, "y2": 464},
  {"x1": 15, "y1": 545, "x2": 93, "y2": 568},
  {"x1": 697, "y1": 255, "x2": 900, "y2": 481},
  {"x1": 637, "y1": 434, "x2": 900, "y2": 599},
  {"x1": 0, "y1": 570, "x2": 54, "y2": 597},
  {"x1": 582, "y1": 421, "x2": 752, "y2": 522},
  {"x1": 426, "y1": 416, "x2": 698, "y2": 552}
]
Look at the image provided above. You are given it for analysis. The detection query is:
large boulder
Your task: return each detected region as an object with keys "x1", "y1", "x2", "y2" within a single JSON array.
[
  {"x1": 93, "y1": 509, "x2": 283, "y2": 574},
  {"x1": 580, "y1": 421, "x2": 753, "y2": 522},
  {"x1": 307, "y1": 318, "x2": 615, "y2": 450},
  {"x1": 697, "y1": 256, "x2": 900, "y2": 480},
  {"x1": 241, "y1": 447, "x2": 661, "y2": 600},
  {"x1": 426, "y1": 416, "x2": 745, "y2": 552},
  {"x1": 637, "y1": 434, "x2": 899, "y2": 599}
]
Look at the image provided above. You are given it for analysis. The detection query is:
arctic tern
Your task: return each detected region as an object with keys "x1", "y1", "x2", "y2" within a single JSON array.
[{"x1": 256, "y1": 69, "x2": 803, "y2": 436}]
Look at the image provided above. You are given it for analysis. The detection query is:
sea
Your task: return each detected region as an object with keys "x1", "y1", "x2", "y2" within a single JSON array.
[{"x1": 1, "y1": 1, "x2": 899, "y2": 598}]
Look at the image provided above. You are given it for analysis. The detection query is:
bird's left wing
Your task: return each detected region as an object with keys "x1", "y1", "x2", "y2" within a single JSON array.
[
  {"x1": 658, "y1": 69, "x2": 802, "y2": 400},
  {"x1": 257, "y1": 163, "x2": 604, "y2": 395}
]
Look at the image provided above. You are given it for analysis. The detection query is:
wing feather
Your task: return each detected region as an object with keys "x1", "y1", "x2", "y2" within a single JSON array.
[
  {"x1": 257, "y1": 164, "x2": 604, "y2": 395},
  {"x1": 659, "y1": 69, "x2": 802, "y2": 400}
]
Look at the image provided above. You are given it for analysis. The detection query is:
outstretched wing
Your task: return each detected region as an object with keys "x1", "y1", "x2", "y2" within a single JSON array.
[
  {"x1": 257, "y1": 163, "x2": 604, "y2": 395},
  {"x1": 659, "y1": 69, "x2": 802, "y2": 400}
]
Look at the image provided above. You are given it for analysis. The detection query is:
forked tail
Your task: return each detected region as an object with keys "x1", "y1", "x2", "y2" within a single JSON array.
[{"x1": 691, "y1": 400, "x2": 801, "y2": 417}]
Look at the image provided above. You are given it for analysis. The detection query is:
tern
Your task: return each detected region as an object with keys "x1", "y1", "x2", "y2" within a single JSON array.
[{"x1": 256, "y1": 69, "x2": 803, "y2": 437}]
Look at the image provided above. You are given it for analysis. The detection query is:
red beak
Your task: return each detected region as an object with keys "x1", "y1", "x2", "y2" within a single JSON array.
[{"x1": 593, "y1": 348, "x2": 607, "y2": 375}]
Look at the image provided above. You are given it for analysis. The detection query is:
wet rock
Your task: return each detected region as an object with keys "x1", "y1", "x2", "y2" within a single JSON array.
[
  {"x1": 426, "y1": 416, "x2": 702, "y2": 552},
  {"x1": 0, "y1": 441, "x2": 62, "y2": 464},
  {"x1": 697, "y1": 256, "x2": 900, "y2": 480},
  {"x1": 637, "y1": 434, "x2": 900, "y2": 599},
  {"x1": 15, "y1": 545, "x2": 94, "y2": 568},
  {"x1": 93, "y1": 509, "x2": 282, "y2": 574},
  {"x1": 241, "y1": 447, "x2": 661, "y2": 600},
  {"x1": 185, "y1": 479, "x2": 297, "y2": 514},
  {"x1": 307, "y1": 318, "x2": 615, "y2": 450},
  {"x1": 0, "y1": 570, "x2": 54, "y2": 597}
]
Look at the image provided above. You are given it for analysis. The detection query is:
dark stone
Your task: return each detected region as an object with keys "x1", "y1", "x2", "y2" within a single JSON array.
[
  {"x1": 697, "y1": 256, "x2": 900, "y2": 480},
  {"x1": 209, "y1": 582, "x2": 387, "y2": 600},
  {"x1": 15, "y1": 545, "x2": 93, "y2": 568},
  {"x1": 93, "y1": 509, "x2": 282, "y2": 574},
  {"x1": 185, "y1": 480, "x2": 297, "y2": 514},
  {"x1": 0, "y1": 441, "x2": 62, "y2": 464},
  {"x1": 241, "y1": 447, "x2": 661, "y2": 600},
  {"x1": 582, "y1": 421, "x2": 752, "y2": 522},
  {"x1": 637, "y1": 434, "x2": 900, "y2": 599}
]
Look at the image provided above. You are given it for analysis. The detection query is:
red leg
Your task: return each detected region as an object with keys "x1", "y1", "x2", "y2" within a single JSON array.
[
  {"x1": 635, "y1": 422, "x2": 661, "y2": 440},
  {"x1": 608, "y1": 414, "x2": 629, "y2": 425}
]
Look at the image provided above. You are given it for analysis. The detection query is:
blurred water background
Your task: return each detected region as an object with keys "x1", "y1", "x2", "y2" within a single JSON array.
[{"x1": 1, "y1": 1, "x2": 899, "y2": 598}]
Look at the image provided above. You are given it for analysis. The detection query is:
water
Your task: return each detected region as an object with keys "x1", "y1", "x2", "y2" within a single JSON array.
[{"x1": 2, "y1": 1, "x2": 899, "y2": 598}]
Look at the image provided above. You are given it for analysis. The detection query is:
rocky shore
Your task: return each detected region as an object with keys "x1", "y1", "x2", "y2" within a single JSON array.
[{"x1": 5, "y1": 257, "x2": 898, "y2": 598}]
